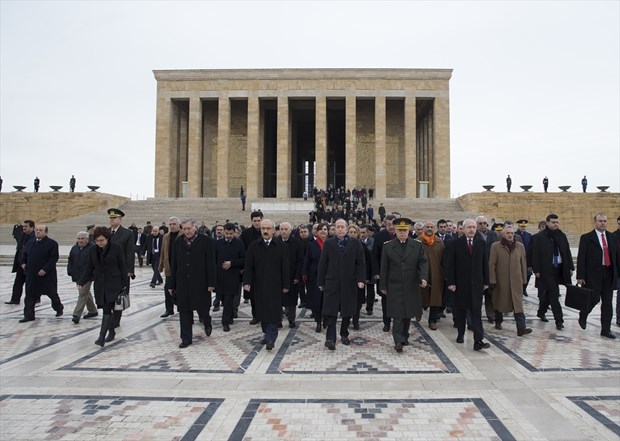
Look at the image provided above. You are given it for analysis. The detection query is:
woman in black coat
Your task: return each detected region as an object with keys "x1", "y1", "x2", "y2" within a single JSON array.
[
  {"x1": 302, "y1": 222, "x2": 328, "y2": 332},
  {"x1": 79, "y1": 226, "x2": 128, "y2": 347}
]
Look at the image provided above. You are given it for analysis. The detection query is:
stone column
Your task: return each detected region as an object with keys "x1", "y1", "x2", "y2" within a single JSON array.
[
  {"x1": 315, "y1": 95, "x2": 327, "y2": 190},
  {"x1": 404, "y1": 97, "x2": 417, "y2": 198},
  {"x1": 154, "y1": 97, "x2": 173, "y2": 197},
  {"x1": 374, "y1": 96, "x2": 386, "y2": 199},
  {"x1": 187, "y1": 97, "x2": 202, "y2": 197},
  {"x1": 433, "y1": 96, "x2": 450, "y2": 198},
  {"x1": 276, "y1": 96, "x2": 290, "y2": 198},
  {"x1": 246, "y1": 95, "x2": 259, "y2": 198},
  {"x1": 345, "y1": 95, "x2": 356, "y2": 191},
  {"x1": 216, "y1": 95, "x2": 230, "y2": 197}
]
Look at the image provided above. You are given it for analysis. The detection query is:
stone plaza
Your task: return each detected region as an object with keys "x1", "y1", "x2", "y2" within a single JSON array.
[{"x1": 1, "y1": 262, "x2": 618, "y2": 440}]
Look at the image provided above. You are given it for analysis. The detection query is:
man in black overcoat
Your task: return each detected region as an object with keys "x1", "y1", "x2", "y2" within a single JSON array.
[
  {"x1": 6, "y1": 220, "x2": 35, "y2": 305},
  {"x1": 576, "y1": 214, "x2": 619, "y2": 338},
  {"x1": 318, "y1": 219, "x2": 366, "y2": 350},
  {"x1": 240, "y1": 210, "x2": 264, "y2": 324},
  {"x1": 215, "y1": 223, "x2": 246, "y2": 332},
  {"x1": 243, "y1": 219, "x2": 290, "y2": 351},
  {"x1": 169, "y1": 219, "x2": 217, "y2": 348},
  {"x1": 277, "y1": 222, "x2": 303, "y2": 328},
  {"x1": 371, "y1": 214, "x2": 397, "y2": 332},
  {"x1": 530, "y1": 213, "x2": 573, "y2": 330},
  {"x1": 20, "y1": 225, "x2": 64, "y2": 322},
  {"x1": 444, "y1": 219, "x2": 491, "y2": 351},
  {"x1": 108, "y1": 208, "x2": 135, "y2": 328}
]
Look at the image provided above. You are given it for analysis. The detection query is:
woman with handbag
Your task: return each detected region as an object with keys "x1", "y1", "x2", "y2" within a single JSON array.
[{"x1": 78, "y1": 226, "x2": 128, "y2": 347}]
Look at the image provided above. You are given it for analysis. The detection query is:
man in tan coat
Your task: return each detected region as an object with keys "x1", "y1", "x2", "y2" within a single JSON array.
[
  {"x1": 489, "y1": 224, "x2": 532, "y2": 336},
  {"x1": 418, "y1": 221, "x2": 445, "y2": 331}
]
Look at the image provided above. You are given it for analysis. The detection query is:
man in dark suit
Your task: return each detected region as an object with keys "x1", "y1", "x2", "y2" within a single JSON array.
[
  {"x1": 379, "y1": 218, "x2": 428, "y2": 352},
  {"x1": 277, "y1": 222, "x2": 303, "y2": 329},
  {"x1": 169, "y1": 219, "x2": 216, "y2": 348},
  {"x1": 215, "y1": 223, "x2": 246, "y2": 331},
  {"x1": 240, "y1": 210, "x2": 264, "y2": 324},
  {"x1": 444, "y1": 219, "x2": 491, "y2": 351},
  {"x1": 371, "y1": 214, "x2": 397, "y2": 332},
  {"x1": 20, "y1": 224, "x2": 64, "y2": 322},
  {"x1": 6, "y1": 220, "x2": 35, "y2": 305},
  {"x1": 146, "y1": 227, "x2": 164, "y2": 288},
  {"x1": 108, "y1": 208, "x2": 135, "y2": 328},
  {"x1": 576, "y1": 213, "x2": 619, "y2": 338},
  {"x1": 531, "y1": 214, "x2": 573, "y2": 330},
  {"x1": 476, "y1": 216, "x2": 499, "y2": 322},
  {"x1": 243, "y1": 219, "x2": 290, "y2": 351},
  {"x1": 318, "y1": 219, "x2": 366, "y2": 350},
  {"x1": 134, "y1": 227, "x2": 146, "y2": 267}
]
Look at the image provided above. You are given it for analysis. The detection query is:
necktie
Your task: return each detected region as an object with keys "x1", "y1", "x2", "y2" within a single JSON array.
[
  {"x1": 111, "y1": 229, "x2": 115, "y2": 237},
  {"x1": 602, "y1": 233, "x2": 611, "y2": 266},
  {"x1": 468, "y1": 239, "x2": 473, "y2": 254}
]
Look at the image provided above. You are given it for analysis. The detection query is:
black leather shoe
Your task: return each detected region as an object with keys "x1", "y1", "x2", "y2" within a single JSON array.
[
  {"x1": 288, "y1": 321, "x2": 295, "y2": 329},
  {"x1": 277, "y1": 322, "x2": 283, "y2": 329},
  {"x1": 72, "y1": 315, "x2": 80, "y2": 324},
  {"x1": 266, "y1": 341, "x2": 274, "y2": 350},
  {"x1": 260, "y1": 338, "x2": 267, "y2": 345},
  {"x1": 382, "y1": 325, "x2": 390, "y2": 332},
  {"x1": 83, "y1": 312, "x2": 98, "y2": 319},
  {"x1": 55, "y1": 309, "x2": 63, "y2": 317},
  {"x1": 19, "y1": 317, "x2": 35, "y2": 323},
  {"x1": 4, "y1": 301, "x2": 19, "y2": 305},
  {"x1": 205, "y1": 325, "x2": 212, "y2": 337},
  {"x1": 149, "y1": 284, "x2": 155, "y2": 288},
  {"x1": 578, "y1": 316, "x2": 587, "y2": 330},
  {"x1": 212, "y1": 306, "x2": 220, "y2": 312},
  {"x1": 160, "y1": 311, "x2": 173, "y2": 318},
  {"x1": 394, "y1": 343, "x2": 403, "y2": 352},
  {"x1": 474, "y1": 341, "x2": 491, "y2": 351},
  {"x1": 315, "y1": 323, "x2": 322, "y2": 333},
  {"x1": 537, "y1": 312, "x2": 549, "y2": 322},
  {"x1": 556, "y1": 324, "x2": 564, "y2": 330},
  {"x1": 223, "y1": 323, "x2": 230, "y2": 332},
  {"x1": 366, "y1": 310, "x2": 373, "y2": 316},
  {"x1": 179, "y1": 342, "x2": 191, "y2": 348},
  {"x1": 156, "y1": 280, "x2": 163, "y2": 285},
  {"x1": 601, "y1": 331, "x2": 616, "y2": 339},
  {"x1": 456, "y1": 336, "x2": 464, "y2": 344},
  {"x1": 353, "y1": 323, "x2": 360, "y2": 330},
  {"x1": 249, "y1": 318, "x2": 260, "y2": 325},
  {"x1": 324, "y1": 340, "x2": 336, "y2": 350},
  {"x1": 341, "y1": 336, "x2": 350, "y2": 345},
  {"x1": 297, "y1": 303, "x2": 306, "y2": 309}
]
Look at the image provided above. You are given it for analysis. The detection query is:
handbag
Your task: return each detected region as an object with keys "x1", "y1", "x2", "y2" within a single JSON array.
[
  {"x1": 565, "y1": 284, "x2": 594, "y2": 311},
  {"x1": 115, "y1": 288, "x2": 131, "y2": 311}
]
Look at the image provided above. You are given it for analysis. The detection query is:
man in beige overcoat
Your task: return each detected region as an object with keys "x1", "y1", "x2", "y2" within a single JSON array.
[{"x1": 489, "y1": 224, "x2": 532, "y2": 336}]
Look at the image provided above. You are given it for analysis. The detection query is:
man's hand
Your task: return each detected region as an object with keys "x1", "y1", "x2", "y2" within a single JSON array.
[
  {"x1": 222, "y1": 261, "x2": 231, "y2": 270},
  {"x1": 318, "y1": 286, "x2": 323, "y2": 291},
  {"x1": 380, "y1": 289, "x2": 386, "y2": 295},
  {"x1": 577, "y1": 279, "x2": 585, "y2": 285},
  {"x1": 37, "y1": 269, "x2": 46, "y2": 276},
  {"x1": 535, "y1": 273, "x2": 540, "y2": 278},
  {"x1": 447, "y1": 285, "x2": 456, "y2": 292},
  {"x1": 243, "y1": 284, "x2": 251, "y2": 291},
  {"x1": 283, "y1": 288, "x2": 289, "y2": 293},
  {"x1": 208, "y1": 286, "x2": 215, "y2": 292},
  {"x1": 357, "y1": 282, "x2": 364, "y2": 289},
  {"x1": 419, "y1": 279, "x2": 427, "y2": 288}
]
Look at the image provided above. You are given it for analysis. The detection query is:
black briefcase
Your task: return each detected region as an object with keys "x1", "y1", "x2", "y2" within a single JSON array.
[{"x1": 565, "y1": 285, "x2": 594, "y2": 311}]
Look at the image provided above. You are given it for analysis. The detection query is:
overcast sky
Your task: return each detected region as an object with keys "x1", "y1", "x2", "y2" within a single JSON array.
[{"x1": 1, "y1": 1, "x2": 618, "y2": 199}]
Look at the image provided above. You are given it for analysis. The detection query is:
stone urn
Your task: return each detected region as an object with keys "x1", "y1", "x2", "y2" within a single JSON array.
[
  {"x1": 87, "y1": 186, "x2": 100, "y2": 192},
  {"x1": 13, "y1": 185, "x2": 26, "y2": 192},
  {"x1": 520, "y1": 185, "x2": 533, "y2": 192},
  {"x1": 482, "y1": 185, "x2": 495, "y2": 192},
  {"x1": 596, "y1": 186, "x2": 609, "y2": 192},
  {"x1": 49, "y1": 186, "x2": 63, "y2": 192},
  {"x1": 558, "y1": 186, "x2": 571, "y2": 192}
]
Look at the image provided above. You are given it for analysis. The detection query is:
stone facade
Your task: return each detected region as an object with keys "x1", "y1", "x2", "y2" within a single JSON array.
[
  {"x1": 153, "y1": 69, "x2": 452, "y2": 199},
  {"x1": 0, "y1": 192, "x2": 128, "y2": 225}
]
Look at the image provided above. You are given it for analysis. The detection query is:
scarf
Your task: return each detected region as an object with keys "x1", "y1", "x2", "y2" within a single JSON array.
[
  {"x1": 420, "y1": 231, "x2": 436, "y2": 246},
  {"x1": 183, "y1": 231, "x2": 199, "y2": 249},
  {"x1": 501, "y1": 237, "x2": 516, "y2": 252},
  {"x1": 337, "y1": 235, "x2": 349, "y2": 255},
  {"x1": 316, "y1": 236, "x2": 325, "y2": 251}
]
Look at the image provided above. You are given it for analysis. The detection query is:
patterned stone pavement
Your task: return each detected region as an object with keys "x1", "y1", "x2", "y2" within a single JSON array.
[{"x1": 1, "y1": 266, "x2": 619, "y2": 440}]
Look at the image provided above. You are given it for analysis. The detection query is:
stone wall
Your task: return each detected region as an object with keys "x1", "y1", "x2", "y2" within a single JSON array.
[
  {"x1": 356, "y1": 99, "x2": 375, "y2": 189},
  {"x1": 0, "y1": 192, "x2": 129, "y2": 225},
  {"x1": 457, "y1": 192, "x2": 620, "y2": 234}
]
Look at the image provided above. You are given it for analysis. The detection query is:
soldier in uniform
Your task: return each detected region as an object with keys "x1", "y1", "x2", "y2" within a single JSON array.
[{"x1": 108, "y1": 208, "x2": 135, "y2": 328}]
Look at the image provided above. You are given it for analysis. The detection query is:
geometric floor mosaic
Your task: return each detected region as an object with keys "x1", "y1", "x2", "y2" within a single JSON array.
[
  {"x1": 567, "y1": 396, "x2": 620, "y2": 437},
  {"x1": 230, "y1": 398, "x2": 516, "y2": 441}
]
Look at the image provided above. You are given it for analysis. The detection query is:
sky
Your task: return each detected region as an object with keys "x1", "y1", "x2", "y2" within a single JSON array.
[{"x1": 1, "y1": 1, "x2": 618, "y2": 199}]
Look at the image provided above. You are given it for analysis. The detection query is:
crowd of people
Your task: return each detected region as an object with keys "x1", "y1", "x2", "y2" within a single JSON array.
[{"x1": 7, "y1": 207, "x2": 620, "y2": 352}]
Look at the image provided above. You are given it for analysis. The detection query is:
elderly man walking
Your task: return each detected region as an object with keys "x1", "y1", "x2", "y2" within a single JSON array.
[
  {"x1": 243, "y1": 219, "x2": 290, "y2": 350},
  {"x1": 67, "y1": 231, "x2": 98, "y2": 324},
  {"x1": 318, "y1": 219, "x2": 366, "y2": 350},
  {"x1": 169, "y1": 219, "x2": 217, "y2": 348},
  {"x1": 489, "y1": 224, "x2": 532, "y2": 336}
]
